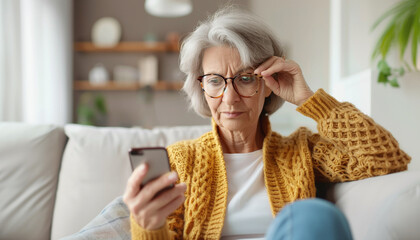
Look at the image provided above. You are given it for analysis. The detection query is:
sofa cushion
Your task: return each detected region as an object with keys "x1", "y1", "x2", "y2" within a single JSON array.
[
  {"x1": 51, "y1": 124, "x2": 211, "y2": 239},
  {"x1": 0, "y1": 122, "x2": 66, "y2": 240},
  {"x1": 331, "y1": 171, "x2": 420, "y2": 240}
]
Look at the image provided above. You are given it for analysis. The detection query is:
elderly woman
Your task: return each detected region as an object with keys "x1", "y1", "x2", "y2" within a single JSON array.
[{"x1": 123, "y1": 7, "x2": 410, "y2": 240}]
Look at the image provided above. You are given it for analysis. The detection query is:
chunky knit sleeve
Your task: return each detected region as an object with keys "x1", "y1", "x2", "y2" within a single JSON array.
[
  {"x1": 296, "y1": 89, "x2": 411, "y2": 182},
  {"x1": 130, "y1": 217, "x2": 172, "y2": 239},
  {"x1": 129, "y1": 144, "x2": 188, "y2": 240}
]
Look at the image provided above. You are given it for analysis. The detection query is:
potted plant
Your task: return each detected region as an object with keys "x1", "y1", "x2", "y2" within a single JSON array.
[
  {"x1": 371, "y1": 0, "x2": 420, "y2": 87},
  {"x1": 77, "y1": 93, "x2": 108, "y2": 126}
]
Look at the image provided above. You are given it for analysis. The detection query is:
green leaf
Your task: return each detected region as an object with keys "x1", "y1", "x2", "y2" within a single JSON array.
[
  {"x1": 372, "y1": 18, "x2": 395, "y2": 60},
  {"x1": 94, "y1": 95, "x2": 107, "y2": 114},
  {"x1": 77, "y1": 105, "x2": 94, "y2": 125},
  {"x1": 371, "y1": 0, "x2": 414, "y2": 31},
  {"x1": 389, "y1": 78, "x2": 400, "y2": 87},
  {"x1": 380, "y1": 24, "x2": 396, "y2": 58},
  {"x1": 378, "y1": 71, "x2": 389, "y2": 84},
  {"x1": 411, "y1": 26, "x2": 419, "y2": 68},
  {"x1": 371, "y1": 0, "x2": 420, "y2": 62},
  {"x1": 398, "y1": 13, "x2": 414, "y2": 59},
  {"x1": 372, "y1": 22, "x2": 394, "y2": 60},
  {"x1": 411, "y1": 5, "x2": 420, "y2": 69},
  {"x1": 378, "y1": 59, "x2": 391, "y2": 75}
]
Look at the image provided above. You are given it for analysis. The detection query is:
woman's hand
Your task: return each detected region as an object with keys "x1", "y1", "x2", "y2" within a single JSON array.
[
  {"x1": 123, "y1": 164, "x2": 187, "y2": 230},
  {"x1": 254, "y1": 56, "x2": 314, "y2": 106}
]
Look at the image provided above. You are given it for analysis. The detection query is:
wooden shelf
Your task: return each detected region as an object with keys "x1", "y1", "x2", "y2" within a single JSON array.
[
  {"x1": 74, "y1": 41, "x2": 179, "y2": 52},
  {"x1": 73, "y1": 80, "x2": 184, "y2": 91}
]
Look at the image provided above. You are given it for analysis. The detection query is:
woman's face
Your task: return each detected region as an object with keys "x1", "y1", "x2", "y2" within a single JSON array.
[{"x1": 201, "y1": 46, "x2": 271, "y2": 132}]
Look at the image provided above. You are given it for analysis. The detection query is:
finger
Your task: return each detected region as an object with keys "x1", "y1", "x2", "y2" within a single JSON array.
[
  {"x1": 139, "y1": 193, "x2": 186, "y2": 230},
  {"x1": 124, "y1": 164, "x2": 148, "y2": 200},
  {"x1": 260, "y1": 59, "x2": 298, "y2": 78},
  {"x1": 135, "y1": 171, "x2": 179, "y2": 208},
  {"x1": 259, "y1": 58, "x2": 286, "y2": 77},
  {"x1": 262, "y1": 75, "x2": 280, "y2": 94},
  {"x1": 155, "y1": 193, "x2": 186, "y2": 221},
  {"x1": 142, "y1": 183, "x2": 187, "y2": 216},
  {"x1": 254, "y1": 56, "x2": 277, "y2": 75}
]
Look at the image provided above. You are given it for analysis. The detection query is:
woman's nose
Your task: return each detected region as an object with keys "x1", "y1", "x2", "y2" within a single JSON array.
[{"x1": 222, "y1": 80, "x2": 240, "y2": 104}]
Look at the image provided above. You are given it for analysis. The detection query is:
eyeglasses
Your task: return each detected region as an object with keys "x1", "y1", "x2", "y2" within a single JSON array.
[{"x1": 197, "y1": 73, "x2": 262, "y2": 98}]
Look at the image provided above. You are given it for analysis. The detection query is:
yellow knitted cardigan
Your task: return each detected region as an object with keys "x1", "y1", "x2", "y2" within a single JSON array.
[{"x1": 130, "y1": 89, "x2": 410, "y2": 239}]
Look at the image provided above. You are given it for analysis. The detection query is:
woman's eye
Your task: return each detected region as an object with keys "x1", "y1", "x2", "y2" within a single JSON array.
[
  {"x1": 239, "y1": 75, "x2": 255, "y2": 83},
  {"x1": 206, "y1": 77, "x2": 222, "y2": 85}
]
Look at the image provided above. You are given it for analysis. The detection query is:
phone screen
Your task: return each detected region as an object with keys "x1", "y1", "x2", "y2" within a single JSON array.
[{"x1": 129, "y1": 147, "x2": 172, "y2": 186}]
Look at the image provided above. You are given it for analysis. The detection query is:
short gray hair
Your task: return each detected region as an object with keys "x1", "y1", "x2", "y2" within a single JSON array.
[{"x1": 180, "y1": 6, "x2": 285, "y2": 118}]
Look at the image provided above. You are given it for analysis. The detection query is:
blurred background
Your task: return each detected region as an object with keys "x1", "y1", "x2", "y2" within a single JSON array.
[{"x1": 0, "y1": 0, "x2": 419, "y2": 170}]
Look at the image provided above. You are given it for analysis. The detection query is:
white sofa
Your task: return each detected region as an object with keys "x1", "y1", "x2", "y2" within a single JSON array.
[{"x1": 1, "y1": 122, "x2": 419, "y2": 240}]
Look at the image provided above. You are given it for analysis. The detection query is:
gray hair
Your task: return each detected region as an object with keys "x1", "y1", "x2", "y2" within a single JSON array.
[{"x1": 180, "y1": 6, "x2": 285, "y2": 118}]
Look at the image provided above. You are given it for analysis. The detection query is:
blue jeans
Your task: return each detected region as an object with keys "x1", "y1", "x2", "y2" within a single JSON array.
[{"x1": 266, "y1": 198, "x2": 353, "y2": 240}]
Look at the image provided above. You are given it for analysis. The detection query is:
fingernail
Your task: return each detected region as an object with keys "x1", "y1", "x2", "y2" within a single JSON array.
[
  {"x1": 167, "y1": 172, "x2": 178, "y2": 181},
  {"x1": 261, "y1": 71, "x2": 266, "y2": 75},
  {"x1": 137, "y1": 164, "x2": 146, "y2": 173}
]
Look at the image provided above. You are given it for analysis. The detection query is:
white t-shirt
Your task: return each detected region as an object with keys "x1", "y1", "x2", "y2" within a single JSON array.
[{"x1": 220, "y1": 150, "x2": 273, "y2": 240}]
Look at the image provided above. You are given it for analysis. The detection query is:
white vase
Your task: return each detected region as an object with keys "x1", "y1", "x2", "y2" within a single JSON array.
[{"x1": 89, "y1": 63, "x2": 109, "y2": 85}]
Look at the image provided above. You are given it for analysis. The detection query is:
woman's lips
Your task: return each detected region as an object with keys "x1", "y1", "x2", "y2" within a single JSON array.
[{"x1": 222, "y1": 112, "x2": 243, "y2": 118}]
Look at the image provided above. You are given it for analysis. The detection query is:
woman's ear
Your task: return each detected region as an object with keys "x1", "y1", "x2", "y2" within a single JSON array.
[{"x1": 264, "y1": 84, "x2": 272, "y2": 98}]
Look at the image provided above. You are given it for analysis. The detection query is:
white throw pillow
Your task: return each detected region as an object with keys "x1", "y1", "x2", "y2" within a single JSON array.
[
  {"x1": 51, "y1": 124, "x2": 211, "y2": 240},
  {"x1": 332, "y1": 171, "x2": 420, "y2": 240},
  {"x1": 0, "y1": 123, "x2": 66, "y2": 240}
]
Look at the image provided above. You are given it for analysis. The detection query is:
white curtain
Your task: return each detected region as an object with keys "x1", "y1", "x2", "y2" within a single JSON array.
[{"x1": 0, "y1": 0, "x2": 72, "y2": 124}]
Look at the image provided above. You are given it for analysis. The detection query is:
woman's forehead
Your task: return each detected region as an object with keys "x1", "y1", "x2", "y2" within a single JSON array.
[{"x1": 202, "y1": 46, "x2": 253, "y2": 74}]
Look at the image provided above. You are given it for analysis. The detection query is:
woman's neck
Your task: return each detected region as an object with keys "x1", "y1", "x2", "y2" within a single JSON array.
[{"x1": 218, "y1": 121, "x2": 264, "y2": 153}]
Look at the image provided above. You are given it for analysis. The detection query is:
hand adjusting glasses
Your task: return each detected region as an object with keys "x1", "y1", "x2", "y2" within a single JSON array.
[{"x1": 197, "y1": 73, "x2": 262, "y2": 98}]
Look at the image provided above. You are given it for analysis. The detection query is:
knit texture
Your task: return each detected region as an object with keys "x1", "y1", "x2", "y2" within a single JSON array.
[{"x1": 130, "y1": 89, "x2": 411, "y2": 239}]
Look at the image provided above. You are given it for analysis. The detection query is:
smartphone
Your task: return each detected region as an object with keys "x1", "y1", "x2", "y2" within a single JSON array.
[{"x1": 129, "y1": 147, "x2": 173, "y2": 187}]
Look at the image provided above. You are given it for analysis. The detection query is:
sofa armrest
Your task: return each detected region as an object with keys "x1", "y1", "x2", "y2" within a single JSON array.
[
  {"x1": 329, "y1": 171, "x2": 420, "y2": 240},
  {"x1": 0, "y1": 122, "x2": 66, "y2": 240}
]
